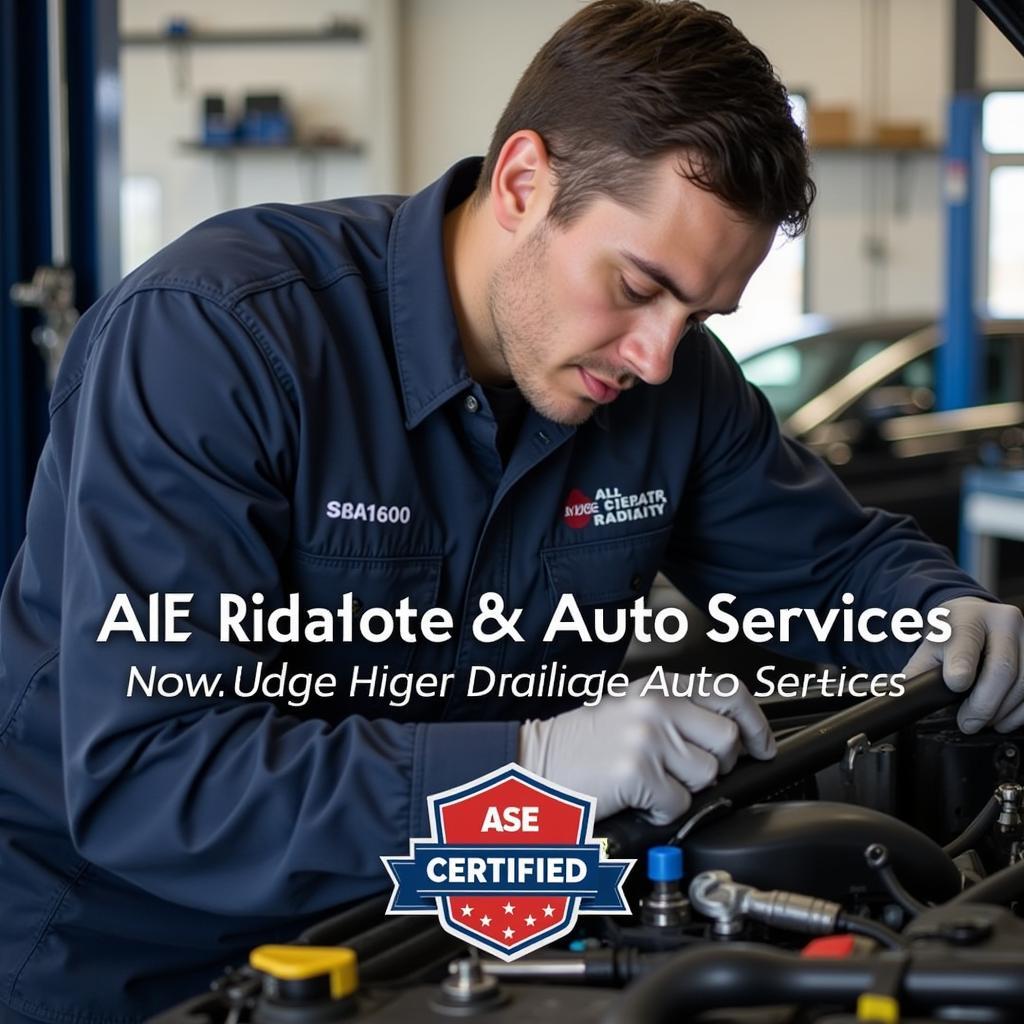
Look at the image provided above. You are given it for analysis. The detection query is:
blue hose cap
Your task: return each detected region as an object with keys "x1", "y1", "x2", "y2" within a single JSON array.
[{"x1": 647, "y1": 845, "x2": 683, "y2": 883}]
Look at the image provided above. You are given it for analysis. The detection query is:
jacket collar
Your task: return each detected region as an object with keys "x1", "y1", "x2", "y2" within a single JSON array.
[{"x1": 387, "y1": 158, "x2": 481, "y2": 429}]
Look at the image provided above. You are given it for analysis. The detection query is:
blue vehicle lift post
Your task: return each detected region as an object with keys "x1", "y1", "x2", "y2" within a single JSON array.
[
  {"x1": 0, "y1": 0, "x2": 119, "y2": 575},
  {"x1": 939, "y1": 0, "x2": 983, "y2": 413}
]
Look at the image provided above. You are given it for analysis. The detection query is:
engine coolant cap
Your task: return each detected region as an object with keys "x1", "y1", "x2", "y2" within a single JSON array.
[{"x1": 647, "y1": 845, "x2": 683, "y2": 883}]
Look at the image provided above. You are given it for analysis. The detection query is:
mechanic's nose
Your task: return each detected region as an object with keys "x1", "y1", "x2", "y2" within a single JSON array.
[{"x1": 619, "y1": 322, "x2": 685, "y2": 386}]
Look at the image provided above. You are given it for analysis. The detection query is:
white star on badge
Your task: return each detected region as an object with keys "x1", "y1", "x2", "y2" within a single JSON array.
[
  {"x1": 524, "y1": 914, "x2": 536, "y2": 926},
  {"x1": 460, "y1": 905, "x2": 473, "y2": 917},
  {"x1": 542, "y1": 904, "x2": 555, "y2": 917},
  {"x1": 503, "y1": 927, "x2": 515, "y2": 939},
  {"x1": 480, "y1": 915, "x2": 492, "y2": 927},
  {"x1": 502, "y1": 902, "x2": 515, "y2": 914}
]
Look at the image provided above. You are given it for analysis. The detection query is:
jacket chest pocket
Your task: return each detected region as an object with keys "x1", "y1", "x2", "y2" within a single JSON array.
[
  {"x1": 539, "y1": 526, "x2": 671, "y2": 677},
  {"x1": 285, "y1": 551, "x2": 444, "y2": 679}
]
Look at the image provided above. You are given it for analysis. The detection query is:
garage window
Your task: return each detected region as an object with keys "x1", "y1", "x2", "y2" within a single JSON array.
[{"x1": 983, "y1": 93, "x2": 1024, "y2": 319}]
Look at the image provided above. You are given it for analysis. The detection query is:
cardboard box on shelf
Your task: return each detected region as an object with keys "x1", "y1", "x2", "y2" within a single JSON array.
[
  {"x1": 872, "y1": 121, "x2": 930, "y2": 148},
  {"x1": 808, "y1": 106, "x2": 856, "y2": 147}
]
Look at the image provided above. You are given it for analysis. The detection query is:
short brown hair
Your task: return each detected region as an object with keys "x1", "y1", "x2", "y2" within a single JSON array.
[{"x1": 477, "y1": 0, "x2": 814, "y2": 236}]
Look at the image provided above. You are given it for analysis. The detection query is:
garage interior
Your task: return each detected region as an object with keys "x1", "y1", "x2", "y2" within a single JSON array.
[{"x1": 3, "y1": 2, "x2": 1024, "y2": 1022}]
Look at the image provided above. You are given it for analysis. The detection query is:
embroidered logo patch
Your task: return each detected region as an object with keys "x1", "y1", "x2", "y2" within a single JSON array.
[{"x1": 562, "y1": 486, "x2": 668, "y2": 529}]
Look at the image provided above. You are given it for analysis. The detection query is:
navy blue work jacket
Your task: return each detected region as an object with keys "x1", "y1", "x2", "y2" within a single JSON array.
[{"x1": 0, "y1": 158, "x2": 988, "y2": 1022}]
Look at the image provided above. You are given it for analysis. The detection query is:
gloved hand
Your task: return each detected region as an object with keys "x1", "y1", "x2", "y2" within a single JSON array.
[
  {"x1": 518, "y1": 676, "x2": 776, "y2": 825},
  {"x1": 902, "y1": 596, "x2": 1024, "y2": 733}
]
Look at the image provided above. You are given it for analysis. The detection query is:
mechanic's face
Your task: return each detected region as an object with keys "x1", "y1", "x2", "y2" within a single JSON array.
[{"x1": 487, "y1": 156, "x2": 776, "y2": 426}]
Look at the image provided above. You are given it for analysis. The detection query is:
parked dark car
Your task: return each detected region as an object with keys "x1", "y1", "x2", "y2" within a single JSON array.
[
  {"x1": 627, "y1": 316, "x2": 1024, "y2": 681},
  {"x1": 738, "y1": 317, "x2": 1024, "y2": 556}
]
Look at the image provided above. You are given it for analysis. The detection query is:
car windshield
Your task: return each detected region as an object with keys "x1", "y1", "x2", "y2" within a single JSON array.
[
  {"x1": 740, "y1": 322, "x2": 1023, "y2": 426},
  {"x1": 740, "y1": 328, "x2": 916, "y2": 421}
]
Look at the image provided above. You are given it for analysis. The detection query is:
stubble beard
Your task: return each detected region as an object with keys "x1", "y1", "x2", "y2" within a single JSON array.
[{"x1": 486, "y1": 223, "x2": 596, "y2": 427}]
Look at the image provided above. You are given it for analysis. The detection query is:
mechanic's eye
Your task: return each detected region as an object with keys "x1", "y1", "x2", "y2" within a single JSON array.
[{"x1": 620, "y1": 278, "x2": 656, "y2": 305}]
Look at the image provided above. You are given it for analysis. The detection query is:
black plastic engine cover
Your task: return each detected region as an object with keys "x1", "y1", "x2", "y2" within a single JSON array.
[
  {"x1": 903, "y1": 717, "x2": 1023, "y2": 843},
  {"x1": 683, "y1": 801, "x2": 961, "y2": 903}
]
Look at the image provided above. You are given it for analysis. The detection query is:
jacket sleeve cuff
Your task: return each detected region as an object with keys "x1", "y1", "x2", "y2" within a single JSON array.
[
  {"x1": 409, "y1": 721, "x2": 519, "y2": 837},
  {"x1": 923, "y1": 585, "x2": 1000, "y2": 607}
]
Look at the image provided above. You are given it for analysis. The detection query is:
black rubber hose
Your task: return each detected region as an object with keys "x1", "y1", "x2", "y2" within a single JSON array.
[
  {"x1": 943, "y1": 795, "x2": 1001, "y2": 859},
  {"x1": 600, "y1": 668, "x2": 956, "y2": 857},
  {"x1": 601, "y1": 945, "x2": 1024, "y2": 1024},
  {"x1": 342, "y1": 914, "x2": 436, "y2": 961},
  {"x1": 294, "y1": 891, "x2": 391, "y2": 945},
  {"x1": 865, "y1": 843, "x2": 927, "y2": 917},
  {"x1": 836, "y1": 911, "x2": 906, "y2": 949},
  {"x1": 357, "y1": 925, "x2": 464, "y2": 984},
  {"x1": 946, "y1": 855, "x2": 1024, "y2": 907}
]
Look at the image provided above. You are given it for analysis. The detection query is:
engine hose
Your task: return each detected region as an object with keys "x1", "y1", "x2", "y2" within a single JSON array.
[
  {"x1": 946, "y1": 855, "x2": 1024, "y2": 907},
  {"x1": 343, "y1": 914, "x2": 436, "y2": 961},
  {"x1": 877, "y1": 865, "x2": 927, "y2": 917},
  {"x1": 600, "y1": 668, "x2": 955, "y2": 858},
  {"x1": 836, "y1": 911, "x2": 906, "y2": 950},
  {"x1": 294, "y1": 891, "x2": 392, "y2": 945},
  {"x1": 865, "y1": 843, "x2": 927, "y2": 917},
  {"x1": 601, "y1": 945, "x2": 1024, "y2": 1024},
  {"x1": 943, "y1": 795, "x2": 1001, "y2": 859},
  {"x1": 358, "y1": 926, "x2": 464, "y2": 984}
]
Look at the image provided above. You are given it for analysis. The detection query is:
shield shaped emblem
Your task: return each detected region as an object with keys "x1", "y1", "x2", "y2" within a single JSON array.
[{"x1": 383, "y1": 763, "x2": 633, "y2": 961}]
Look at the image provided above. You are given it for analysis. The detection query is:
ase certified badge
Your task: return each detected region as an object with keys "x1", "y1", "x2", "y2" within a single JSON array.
[{"x1": 381, "y1": 763, "x2": 634, "y2": 961}]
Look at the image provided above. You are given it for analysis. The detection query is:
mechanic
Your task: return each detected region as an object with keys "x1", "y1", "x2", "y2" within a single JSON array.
[{"x1": 1, "y1": 2, "x2": 1023, "y2": 1022}]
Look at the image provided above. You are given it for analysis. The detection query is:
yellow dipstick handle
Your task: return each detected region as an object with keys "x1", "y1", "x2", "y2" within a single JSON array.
[
  {"x1": 250, "y1": 945, "x2": 358, "y2": 1000},
  {"x1": 856, "y1": 993, "x2": 899, "y2": 1023}
]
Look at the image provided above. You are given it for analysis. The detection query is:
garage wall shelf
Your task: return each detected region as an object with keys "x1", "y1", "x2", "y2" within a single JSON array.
[
  {"x1": 119, "y1": 0, "x2": 401, "y2": 272},
  {"x1": 812, "y1": 143, "x2": 942, "y2": 155},
  {"x1": 178, "y1": 140, "x2": 367, "y2": 208},
  {"x1": 179, "y1": 141, "x2": 366, "y2": 155},
  {"x1": 120, "y1": 26, "x2": 364, "y2": 47},
  {"x1": 119, "y1": 23, "x2": 367, "y2": 97}
]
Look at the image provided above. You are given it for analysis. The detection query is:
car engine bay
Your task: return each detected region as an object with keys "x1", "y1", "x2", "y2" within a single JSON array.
[{"x1": 149, "y1": 668, "x2": 1024, "y2": 1024}]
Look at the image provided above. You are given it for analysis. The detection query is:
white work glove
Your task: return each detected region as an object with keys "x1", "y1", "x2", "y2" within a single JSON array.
[
  {"x1": 902, "y1": 597, "x2": 1024, "y2": 734},
  {"x1": 518, "y1": 675, "x2": 776, "y2": 825}
]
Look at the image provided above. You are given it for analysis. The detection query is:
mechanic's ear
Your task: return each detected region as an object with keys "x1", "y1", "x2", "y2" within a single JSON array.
[{"x1": 489, "y1": 130, "x2": 552, "y2": 233}]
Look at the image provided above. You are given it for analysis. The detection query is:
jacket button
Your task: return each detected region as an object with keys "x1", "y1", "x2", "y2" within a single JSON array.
[
  {"x1": 463, "y1": 394, "x2": 480, "y2": 413},
  {"x1": 630, "y1": 574, "x2": 643, "y2": 592}
]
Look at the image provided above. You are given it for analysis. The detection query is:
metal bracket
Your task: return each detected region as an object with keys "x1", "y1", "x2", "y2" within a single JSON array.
[
  {"x1": 842, "y1": 732, "x2": 871, "y2": 784},
  {"x1": 10, "y1": 265, "x2": 79, "y2": 387}
]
